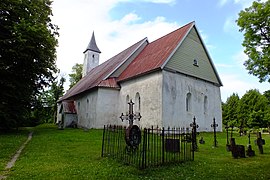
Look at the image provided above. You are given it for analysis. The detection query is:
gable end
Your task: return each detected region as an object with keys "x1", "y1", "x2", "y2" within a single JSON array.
[{"x1": 164, "y1": 26, "x2": 222, "y2": 86}]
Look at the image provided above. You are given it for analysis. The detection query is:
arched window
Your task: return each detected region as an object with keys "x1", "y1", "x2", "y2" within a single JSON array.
[
  {"x1": 204, "y1": 96, "x2": 208, "y2": 114},
  {"x1": 126, "y1": 95, "x2": 130, "y2": 113},
  {"x1": 135, "y1": 92, "x2": 141, "y2": 113},
  {"x1": 186, "y1": 93, "x2": 191, "y2": 112}
]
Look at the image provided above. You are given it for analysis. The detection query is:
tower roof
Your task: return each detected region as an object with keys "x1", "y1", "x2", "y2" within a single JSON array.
[{"x1": 84, "y1": 32, "x2": 101, "y2": 53}]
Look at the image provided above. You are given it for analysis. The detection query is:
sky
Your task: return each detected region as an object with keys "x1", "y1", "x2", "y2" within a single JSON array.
[{"x1": 51, "y1": 0, "x2": 269, "y2": 102}]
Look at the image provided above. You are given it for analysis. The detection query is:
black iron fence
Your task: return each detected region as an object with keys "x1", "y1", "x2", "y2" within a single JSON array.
[{"x1": 101, "y1": 125, "x2": 194, "y2": 169}]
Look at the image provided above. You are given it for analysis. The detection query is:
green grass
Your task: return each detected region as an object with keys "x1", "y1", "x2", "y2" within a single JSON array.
[
  {"x1": 1, "y1": 124, "x2": 270, "y2": 179},
  {"x1": 0, "y1": 128, "x2": 29, "y2": 171}
]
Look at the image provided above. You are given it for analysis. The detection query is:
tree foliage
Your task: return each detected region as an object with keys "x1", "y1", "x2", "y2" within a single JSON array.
[
  {"x1": 30, "y1": 75, "x2": 65, "y2": 125},
  {"x1": 237, "y1": 0, "x2": 270, "y2": 83},
  {"x1": 222, "y1": 93, "x2": 240, "y2": 127},
  {"x1": 223, "y1": 89, "x2": 270, "y2": 130},
  {"x1": 0, "y1": 0, "x2": 58, "y2": 129},
  {"x1": 69, "y1": 63, "x2": 82, "y2": 89}
]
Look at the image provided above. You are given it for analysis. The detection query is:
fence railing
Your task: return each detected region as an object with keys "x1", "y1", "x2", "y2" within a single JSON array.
[{"x1": 101, "y1": 125, "x2": 194, "y2": 169}]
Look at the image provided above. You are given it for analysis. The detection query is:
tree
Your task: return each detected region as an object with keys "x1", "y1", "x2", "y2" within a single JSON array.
[
  {"x1": 69, "y1": 63, "x2": 83, "y2": 88},
  {"x1": 263, "y1": 90, "x2": 270, "y2": 104},
  {"x1": 0, "y1": 0, "x2": 58, "y2": 129},
  {"x1": 222, "y1": 93, "x2": 240, "y2": 127},
  {"x1": 238, "y1": 89, "x2": 268, "y2": 129},
  {"x1": 30, "y1": 75, "x2": 65, "y2": 125},
  {"x1": 237, "y1": 0, "x2": 270, "y2": 83}
]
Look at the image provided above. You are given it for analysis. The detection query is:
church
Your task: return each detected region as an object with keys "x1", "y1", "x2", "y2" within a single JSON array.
[{"x1": 58, "y1": 21, "x2": 223, "y2": 132}]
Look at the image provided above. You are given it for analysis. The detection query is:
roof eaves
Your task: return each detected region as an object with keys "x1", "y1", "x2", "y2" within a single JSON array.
[
  {"x1": 103, "y1": 37, "x2": 149, "y2": 80},
  {"x1": 192, "y1": 24, "x2": 223, "y2": 86},
  {"x1": 161, "y1": 21, "x2": 195, "y2": 70}
]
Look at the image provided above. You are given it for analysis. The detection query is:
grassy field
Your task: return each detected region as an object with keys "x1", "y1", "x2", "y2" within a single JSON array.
[{"x1": 1, "y1": 124, "x2": 270, "y2": 179}]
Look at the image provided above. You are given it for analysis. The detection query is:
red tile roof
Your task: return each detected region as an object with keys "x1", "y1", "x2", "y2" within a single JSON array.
[
  {"x1": 117, "y1": 22, "x2": 194, "y2": 82},
  {"x1": 59, "y1": 38, "x2": 147, "y2": 101}
]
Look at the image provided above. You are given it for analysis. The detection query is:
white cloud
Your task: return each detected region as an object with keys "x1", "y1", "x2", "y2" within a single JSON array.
[
  {"x1": 220, "y1": 73, "x2": 269, "y2": 101},
  {"x1": 218, "y1": 0, "x2": 228, "y2": 7},
  {"x1": 220, "y1": 0, "x2": 268, "y2": 8},
  {"x1": 141, "y1": 0, "x2": 176, "y2": 5},
  {"x1": 51, "y1": 0, "x2": 179, "y2": 88},
  {"x1": 232, "y1": 49, "x2": 248, "y2": 68},
  {"x1": 223, "y1": 16, "x2": 240, "y2": 34},
  {"x1": 120, "y1": 13, "x2": 141, "y2": 24}
]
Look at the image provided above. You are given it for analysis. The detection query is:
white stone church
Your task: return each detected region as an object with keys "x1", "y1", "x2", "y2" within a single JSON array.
[{"x1": 58, "y1": 21, "x2": 223, "y2": 132}]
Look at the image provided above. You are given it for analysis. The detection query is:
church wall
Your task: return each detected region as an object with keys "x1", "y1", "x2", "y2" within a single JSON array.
[
  {"x1": 95, "y1": 88, "x2": 120, "y2": 128},
  {"x1": 119, "y1": 71, "x2": 163, "y2": 128},
  {"x1": 75, "y1": 90, "x2": 98, "y2": 129},
  {"x1": 162, "y1": 70, "x2": 222, "y2": 132}
]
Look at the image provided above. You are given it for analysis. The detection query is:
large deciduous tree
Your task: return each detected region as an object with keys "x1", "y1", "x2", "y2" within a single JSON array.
[
  {"x1": 237, "y1": 0, "x2": 270, "y2": 83},
  {"x1": 69, "y1": 63, "x2": 82, "y2": 89},
  {"x1": 238, "y1": 89, "x2": 268, "y2": 129},
  {"x1": 222, "y1": 93, "x2": 240, "y2": 127},
  {"x1": 0, "y1": 0, "x2": 59, "y2": 129}
]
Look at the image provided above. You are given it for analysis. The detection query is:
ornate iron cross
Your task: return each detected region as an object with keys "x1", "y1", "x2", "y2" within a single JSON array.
[
  {"x1": 190, "y1": 116, "x2": 199, "y2": 151},
  {"x1": 120, "y1": 99, "x2": 141, "y2": 126},
  {"x1": 211, "y1": 118, "x2": 218, "y2": 147}
]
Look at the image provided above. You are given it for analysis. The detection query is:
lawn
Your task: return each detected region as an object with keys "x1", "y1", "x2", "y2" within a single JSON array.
[{"x1": 1, "y1": 124, "x2": 270, "y2": 179}]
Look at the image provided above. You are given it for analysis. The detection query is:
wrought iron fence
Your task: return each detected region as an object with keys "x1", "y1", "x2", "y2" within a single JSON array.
[{"x1": 101, "y1": 125, "x2": 194, "y2": 169}]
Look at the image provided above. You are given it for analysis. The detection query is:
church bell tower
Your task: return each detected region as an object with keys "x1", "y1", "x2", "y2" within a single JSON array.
[{"x1": 82, "y1": 32, "x2": 101, "y2": 77}]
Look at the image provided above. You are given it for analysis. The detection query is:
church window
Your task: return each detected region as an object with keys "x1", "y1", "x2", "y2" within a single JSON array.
[
  {"x1": 92, "y1": 54, "x2": 95, "y2": 58},
  {"x1": 204, "y1": 96, "x2": 208, "y2": 114},
  {"x1": 126, "y1": 95, "x2": 130, "y2": 113},
  {"x1": 186, "y1": 93, "x2": 191, "y2": 112},
  {"x1": 135, "y1": 92, "x2": 141, "y2": 113}
]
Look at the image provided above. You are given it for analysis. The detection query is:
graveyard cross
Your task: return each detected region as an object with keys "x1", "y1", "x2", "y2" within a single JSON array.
[
  {"x1": 120, "y1": 100, "x2": 141, "y2": 125},
  {"x1": 190, "y1": 116, "x2": 199, "y2": 151},
  {"x1": 225, "y1": 123, "x2": 229, "y2": 145},
  {"x1": 211, "y1": 118, "x2": 218, "y2": 147},
  {"x1": 225, "y1": 123, "x2": 231, "y2": 151},
  {"x1": 120, "y1": 99, "x2": 142, "y2": 149},
  {"x1": 255, "y1": 132, "x2": 265, "y2": 154}
]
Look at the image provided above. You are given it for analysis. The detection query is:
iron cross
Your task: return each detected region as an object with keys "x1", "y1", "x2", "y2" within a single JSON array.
[{"x1": 120, "y1": 99, "x2": 141, "y2": 126}]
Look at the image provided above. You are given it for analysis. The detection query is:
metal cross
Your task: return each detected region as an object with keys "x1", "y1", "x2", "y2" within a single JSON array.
[
  {"x1": 190, "y1": 116, "x2": 199, "y2": 151},
  {"x1": 225, "y1": 123, "x2": 229, "y2": 145},
  {"x1": 120, "y1": 99, "x2": 141, "y2": 126},
  {"x1": 211, "y1": 118, "x2": 218, "y2": 147}
]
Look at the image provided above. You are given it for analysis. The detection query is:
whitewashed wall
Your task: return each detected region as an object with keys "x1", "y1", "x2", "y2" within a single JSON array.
[
  {"x1": 119, "y1": 71, "x2": 163, "y2": 128},
  {"x1": 95, "y1": 88, "x2": 119, "y2": 128},
  {"x1": 162, "y1": 70, "x2": 222, "y2": 132},
  {"x1": 75, "y1": 90, "x2": 98, "y2": 129}
]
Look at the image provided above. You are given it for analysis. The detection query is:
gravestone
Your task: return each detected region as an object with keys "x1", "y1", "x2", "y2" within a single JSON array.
[
  {"x1": 246, "y1": 132, "x2": 255, "y2": 157},
  {"x1": 165, "y1": 139, "x2": 180, "y2": 152},
  {"x1": 254, "y1": 132, "x2": 265, "y2": 154},
  {"x1": 230, "y1": 138, "x2": 245, "y2": 158},
  {"x1": 199, "y1": 137, "x2": 205, "y2": 144}
]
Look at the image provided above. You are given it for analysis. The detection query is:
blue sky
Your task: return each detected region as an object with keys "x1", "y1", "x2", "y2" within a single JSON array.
[{"x1": 51, "y1": 0, "x2": 269, "y2": 102}]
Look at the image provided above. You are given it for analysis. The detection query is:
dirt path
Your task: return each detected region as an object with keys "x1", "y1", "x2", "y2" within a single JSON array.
[{"x1": 0, "y1": 132, "x2": 33, "y2": 180}]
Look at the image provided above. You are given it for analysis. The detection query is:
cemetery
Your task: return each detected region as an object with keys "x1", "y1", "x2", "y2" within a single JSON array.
[{"x1": 1, "y1": 123, "x2": 270, "y2": 179}]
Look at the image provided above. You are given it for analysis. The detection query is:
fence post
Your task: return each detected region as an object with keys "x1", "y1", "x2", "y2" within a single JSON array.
[
  {"x1": 101, "y1": 125, "x2": 106, "y2": 157},
  {"x1": 162, "y1": 127, "x2": 165, "y2": 164},
  {"x1": 141, "y1": 128, "x2": 147, "y2": 169}
]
